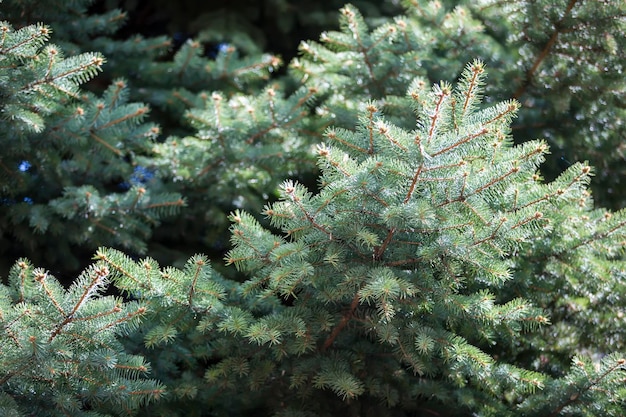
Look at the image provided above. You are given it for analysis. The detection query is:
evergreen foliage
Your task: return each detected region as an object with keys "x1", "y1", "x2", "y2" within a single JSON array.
[
  {"x1": 147, "y1": 81, "x2": 323, "y2": 267},
  {"x1": 293, "y1": 0, "x2": 625, "y2": 206},
  {"x1": 1, "y1": 0, "x2": 625, "y2": 416},
  {"x1": 0, "y1": 256, "x2": 163, "y2": 416},
  {"x1": 222, "y1": 61, "x2": 626, "y2": 416},
  {"x1": 0, "y1": 19, "x2": 184, "y2": 273},
  {"x1": 2, "y1": 0, "x2": 325, "y2": 272}
]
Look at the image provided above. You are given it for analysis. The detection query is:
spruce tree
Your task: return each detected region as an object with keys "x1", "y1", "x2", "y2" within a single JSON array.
[
  {"x1": 1, "y1": 1, "x2": 625, "y2": 416},
  {"x1": 5, "y1": 0, "x2": 330, "y2": 271},
  {"x1": 293, "y1": 0, "x2": 625, "y2": 208},
  {"x1": 0, "y1": 255, "x2": 164, "y2": 416},
  {"x1": 221, "y1": 61, "x2": 626, "y2": 416},
  {"x1": 0, "y1": 17, "x2": 184, "y2": 275}
]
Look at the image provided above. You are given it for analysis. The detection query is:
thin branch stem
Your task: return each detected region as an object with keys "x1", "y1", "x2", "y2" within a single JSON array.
[
  {"x1": 513, "y1": 0, "x2": 579, "y2": 99},
  {"x1": 321, "y1": 292, "x2": 361, "y2": 351}
]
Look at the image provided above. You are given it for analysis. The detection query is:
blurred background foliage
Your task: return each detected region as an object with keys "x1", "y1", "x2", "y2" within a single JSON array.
[
  {"x1": 91, "y1": 0, "x2": 626, "y2": 211},
  {"x1": 1, "y1": 0, "x2": 624, "y2": 280}
]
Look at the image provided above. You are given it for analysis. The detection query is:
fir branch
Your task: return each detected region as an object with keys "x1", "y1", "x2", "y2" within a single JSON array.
[
  {"x1": 95, "y1": 248, "x2": 143, "y2": 288},
  {"x1": 2, "y1": 309, "x2": 29, "y2": 347},
  {"x1": 49, "y1": 265, "x2": 110, "y2": 342},
  {"x1": 321, "y1": 292, "x2": 361, "y2": 352},
  {"x1": 26, "y1": 54, "x2": 105, "y2": 90},
  {"x1": 0, "y1": 23, "x2": 50, "y2": 55},
  {"x1": 141, "y1": 198, "x2": 186, "y2": 212},
  {"x1": 232, "y1": 55, "x2": 282, "y2": 78},
  {"x1": 34, "y1": 269, "x2": 65, "y2": 316},
  {"x1": 377, "y1": 121, "x2": 408, "y2": 152},
  {"x1": 567, "y1": 217, "x2": 626, "y2": 252},
  {"x1": 176, "y1": 40, "x2": 201, "y2": 80},
  {"x1": 188, "y1": 257, "x2": 205, "y2": 308},
  {"x1": 459, "y1": 61, "x2": 485, "y2": 121},
  {"x1": 95, "y1": 305, "x2": 147, "y2": 334},
  {"x1": 510, "y1": 211, "x2": 544, "y2": 231},
  {"x1": 513, "y1": 0, "x2": 579, "y2": 99},
  {"x1": 426, "y1": 83, "x2": 452, "y2": 145},
  {"x1": 90, "y1": 218, "x2": 119, "y2": 235},
  {"x1": 69, "y1": 305, "x2": 122, "y2": 323},
  {"x1": 438, "y1": 165, "x2": 521, "y2": 207},
  {"x1": 404, "y1": 164, "x2": 424, "y2": 204},
  {"x1": 0, "y1": 360, "x2": 34, "y2": 386},
  {"x1": 67, "y1": 265, "x2": 109, "y2": 319},
  {"x1": 97, "y1": 105, "x2": 149, "y2": 130},
  {"x1": 284, "y1": 182, "x2": 333, "y2": 240},
  {"x1": 430, "y1": 128, "x2": 488, "y2": 158},
  {"x1": 341, "y1": 6, "x2": 378, "y2": 90},
  {"x1": 548, "y1": 357, "x2": 626, "y2": 417}
]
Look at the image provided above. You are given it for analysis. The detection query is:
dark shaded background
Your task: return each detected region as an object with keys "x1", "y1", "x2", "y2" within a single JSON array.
[{"x1": 92, "y1": 0, "x2": 402, "y2": 64}]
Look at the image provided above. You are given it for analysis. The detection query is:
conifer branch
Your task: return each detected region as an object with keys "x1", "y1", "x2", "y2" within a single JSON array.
[
  {"x1": 285, "y1": 185, "x2": 333, "y2": 239},
  {"x1": 377, "y1": 122, "x2": 408, "y2": 151},
  {"x1": 89, "y1": 130, "x2": 123, "y2": 155},
  {"x1": 28, "y1": 55, "x2": 105, "y2": 89},
  {"x1": 472, "y1": 216, "x2": 507, "y2": 246},
  {"x1": 326, "y1": 130, "x2": 366, "y2": 154},
  {"x1": 109, "y1": 79, "x2": 126, "y2": 107},
  {"x1": 3, "y1": 310, "x2": 28, "y2": 347},
  {"x1": 510, "y1": 211, "x2": 544, "y2": 230},
  {"x1": 267, "y1": 88, "x2": 277, "y2": 127},
  {"x1": 211, "y1": 92, "x2": 226, "y2": 147},
  {"x1": 427, "y1": 85, "x2": 450, "y2": 145},
  {"x1": 34, "y1": 270, "x2": 65, "y2": 316},
  {"x1": 233, "y1": 55, "x2": 282, "y2": 77},
  {"x1": 317, "y1": 145, "x2": 353, "y2": 178},
  {"x1": 341, "y1": 7, "x2": 378, "y2": 91},
  {"x1": 91, "y1": 219, "x2": 119, "y2": 235},
  {"x1": 128, "y1": 388, "x2": 166, "y2": 397},
  {"x1": 130, "y1": 187, "x2": 145, "y2": 210},
  {"x1": 460, "y1": 62, "x2": 484, "y2": 119},
  {"x1": 0, "y1": 361, "x2": 34, "y2": 386},
  {"x1": 197, "y1": 157, "x2": 225, "y2": 178},
  {"x1": 245, "y1": 88, "x2": 312, "y2": 145},
  {"x1": 366, "y1": 104, "x2": 376, "y2": 154},
  {"x1": 142, "y1": 198, "x2": 186, "y2": 211},
  {"x1": 404, "y1": 164, "x2": 424, "y2": 204},
  {"x1": 67, "y1": 265, "x2": 109, "y2": 319},
  {"x1": 439, "y1": 165, "x2": 521, "y2": 207},
  {"x1": 0, "y1": 24, "x2": 49, "y2": 54},
  {"x1": 548, "y1": 358, "x2": 626, "y2": 417},
  {"x1": 43, "y1": 46, "x2": 57, "y2": 79},
  {"x1": 98, "y1": 106, "x2": 149, "y2": 130},
  {"x1": 321, "y1": 292, "x2": 361, "y2": 351},
  {"x1": 188, "y1": 258, "x2": 205, "y2": 307},
  {"x1": 177, "y1": 40, "x2": 200, "y2": 80},
  {"x1": 15, "y1": 261, "x2": 31, "y2": 303},
  {"x1": 70, "y1": 305, "x2": 122, "y2": 323},
  {"x1": 430, "y1": 128, "x2": 488, "y2": 157},
  {"x1": 375, "y1": 227, "x2": 397, "y2": 260},
  {"x1": 567, "y1": 218, "x2": 626, "y2": 252},
  {"x1": 513, "y1": 0, "x2": 579, "y2": 99},
  {"x1": 95, "y1": 249, "x2": 142, "y2": 287},
  {"x1": 396, "y1": 337, "x2": 424, "y2": 375},
  {"x1": 171, "y1": 90, "x2": 195, "y2": 108},
  {"x1": 95, "y1": 306, "x2": 147, "y2": 333},
  {"x1": 482, "y1": 103, "x2": 517, "y2": 128}
]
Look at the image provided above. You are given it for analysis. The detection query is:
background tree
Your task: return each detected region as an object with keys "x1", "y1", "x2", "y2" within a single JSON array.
[
  {"x1": 0, "y1": 5, "x2": 185, "y2": 276},
  {"x1": 0, "y1": 0, "x2": 322, "y2": 276},
  {"x1": 1, "y1": 0, "x2": 625, "y2": 416},
  {"x1": 3, "y1": 0, "x2": 623, "y2": 275}
]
